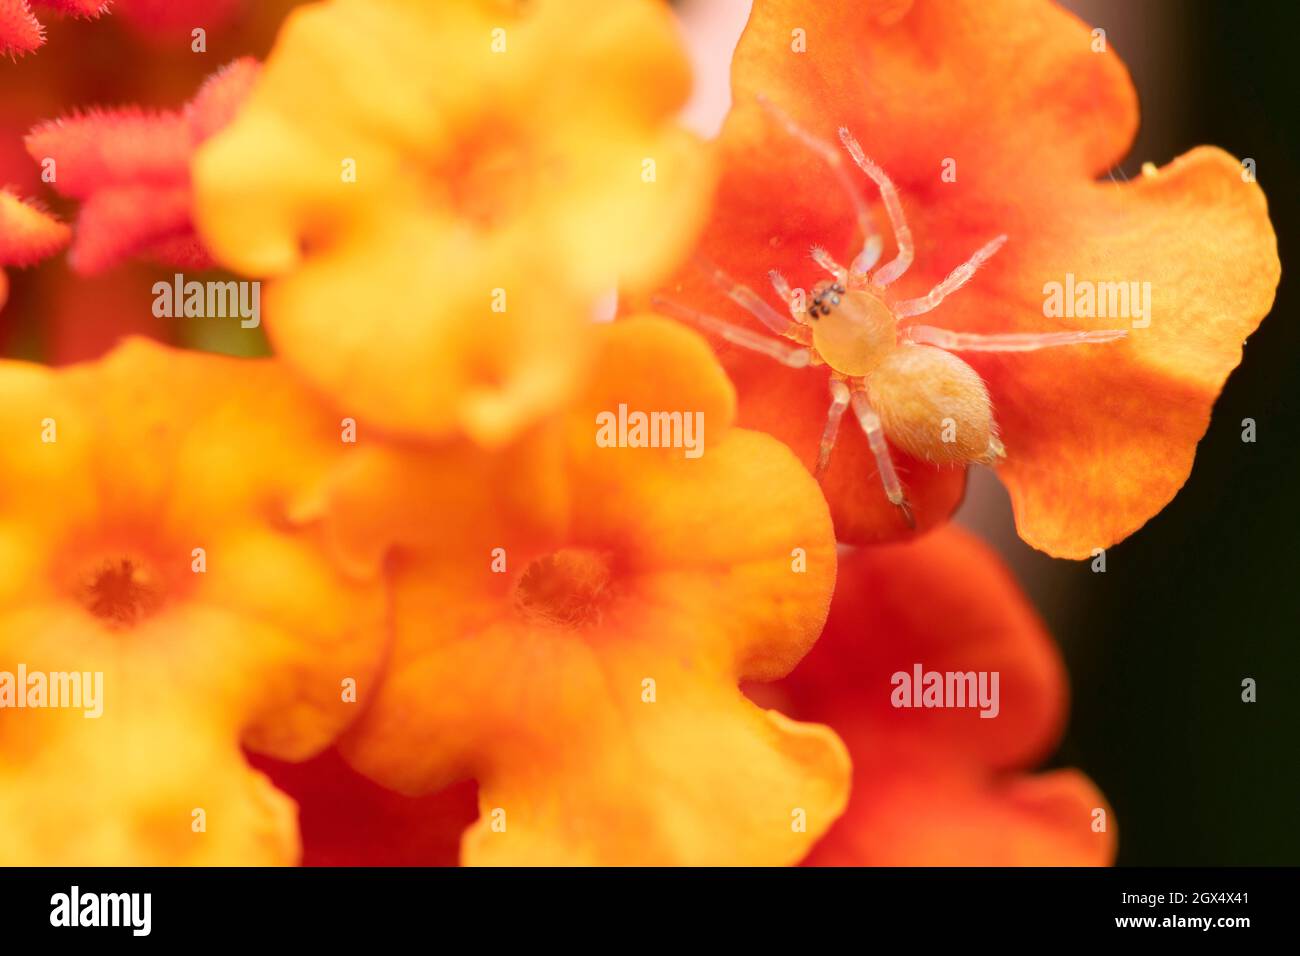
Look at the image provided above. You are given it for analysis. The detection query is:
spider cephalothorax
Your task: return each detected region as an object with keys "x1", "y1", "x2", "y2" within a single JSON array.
[
  {"x1": 655, "y1": 96, "x2": 1127, "y2": 526},
  {"x1": 807, "y1": 280, "x2": 846, "y2": 318}
]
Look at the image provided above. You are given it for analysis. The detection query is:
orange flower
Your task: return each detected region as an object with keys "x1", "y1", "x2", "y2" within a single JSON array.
[
  {"x1": 759, "y1": 525, "x2": 1115, "y2": 865},
  {"x1": 0, "y1": 187, "x2": 68, "y2": 312},
  {"x1": 25, "y1": 57, "x2": 260, "y2": 275},
  {"x1": 193, "y1": 0, "x2": 715, "y2": 446},
  {"x1": 657, "y1": 0, "x2": 1280, "y2": 556},
  {"x1": 321, "y1": 317, "x2": 849, "y2": 865},
  {"x1": 0, "y1": 340, "x2": 386, "y2": 863}
]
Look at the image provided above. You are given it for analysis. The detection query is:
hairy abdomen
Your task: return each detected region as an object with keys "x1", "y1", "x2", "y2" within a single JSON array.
[{"x1": 865, "y1": 344, "x2": 997, "y2": 465}]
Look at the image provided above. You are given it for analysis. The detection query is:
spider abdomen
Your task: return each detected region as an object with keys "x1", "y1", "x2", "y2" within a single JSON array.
[{"x1": 866, "y1": 344, "x2": 998, "y2": 465}]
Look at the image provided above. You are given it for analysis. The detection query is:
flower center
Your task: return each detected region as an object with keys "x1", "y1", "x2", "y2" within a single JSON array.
[
  {"x1": 436, "y1": 119, "x2": 550, "y2": 230},
  {"x1": 512, "y1": 547, "x2": 615, "y2": 628},
  {"x1": 80, "y1": 556, "x2": 163, "y2": 629}
]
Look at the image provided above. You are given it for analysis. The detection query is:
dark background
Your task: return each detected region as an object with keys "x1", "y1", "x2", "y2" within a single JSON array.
[{"x1": 960, "y1": 0, "x2": 1299, "y2": 865}]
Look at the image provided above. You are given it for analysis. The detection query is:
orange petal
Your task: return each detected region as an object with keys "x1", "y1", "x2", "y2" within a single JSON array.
[
  {"x1": 318, "y1": 316, "x2": 738, "y2": 574},
  {"x1": 786, "y1": 526, "x2": 1065, "y2": 768},
  {"x1": 345, "y1": 566, "x2": 849, "y2": 866},
  {"x1": 946, "y1": 148, "x2": 1280, "y2": 556},
  {"x1": 460, "y1": 683, "x2": 849, "y2": 866},
  {"x1": 773, "y1": 525, "x2": 1113, "y2": 865},
  {"x1": 731, "y1": 0, "x2": 1136, "y2": 198},
  {"x1": 561, "y1": 316, "x2": 736, "y2": 477},
  {"x1": 806, "y1": 768, "x2": 1114, "y2": 867}
]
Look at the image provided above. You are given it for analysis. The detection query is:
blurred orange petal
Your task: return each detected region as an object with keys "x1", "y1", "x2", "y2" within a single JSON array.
[
  {"x1": 808, "y1": 768, "x2": 1112, "y2": 867},
  {"x1": 773, "y1": 526, "x2": 1114, "y2": 866}
]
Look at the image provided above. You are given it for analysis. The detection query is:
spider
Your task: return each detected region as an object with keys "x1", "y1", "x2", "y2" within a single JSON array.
[{"x1": 654, "y1": 97, "x2": 1128, "y2": 527}]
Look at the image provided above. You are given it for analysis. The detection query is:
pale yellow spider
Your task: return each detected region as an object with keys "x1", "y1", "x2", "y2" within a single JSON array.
[{"x1": 655, "y1": 98, "x2": 1127, "y2": 526}]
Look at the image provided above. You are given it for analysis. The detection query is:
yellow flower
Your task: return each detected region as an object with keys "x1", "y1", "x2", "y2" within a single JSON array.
[
  {"x1": 193, "y1": 0, "x2": 715, "y2": 446},
  {"x1": 0, "y1": 341, "x2": 386, "y2": 864}
]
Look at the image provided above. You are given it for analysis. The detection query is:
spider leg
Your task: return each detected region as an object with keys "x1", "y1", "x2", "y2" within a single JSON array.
[
  {"x1": 651, "y1": 296, "x2": 813, "y2": 368},
  {"x1": 769, "y1": 269, "x2": 815, "y2": 323},
  {"x1": 815, "y1": 378, "x2": 853, "y2": 478},
  {"x1": 903, "y1": 326, "x2": 1129, "y2": 351},
  {"x1": 810, "y1": 245, "x2": 849, "y2": 285},
  {"x1": 694, "y1": 257, "x2": 802, "y2": 335},
  {"x1": 849, "y1": 389, "x2": 914, "y2": 528},
  {"x1": 856, "y1": 235, "x2": 884, "y2": 276},
  {"x1": 837, "y1": 127, "x2": 914, "y2": 288},
  {"x1": 756, "y1": 94, "x2": 881, "y2": 281},
  {"x1": 769, "y1": 269, "x2": 796, "y2": 307},
  {"x1": 893, "y1": 235, "x2": 1008, "y2": 318}
]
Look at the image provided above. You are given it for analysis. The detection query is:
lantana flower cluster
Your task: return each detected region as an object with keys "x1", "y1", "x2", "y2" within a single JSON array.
[{"x1": 0, "y1": 0, "x2": 1278, "y2": 865}]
